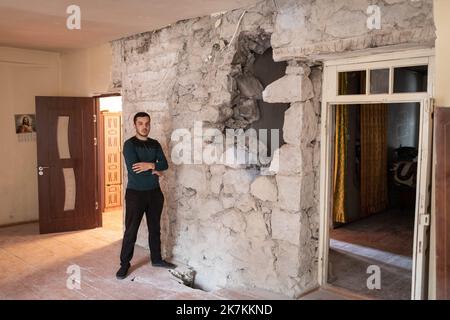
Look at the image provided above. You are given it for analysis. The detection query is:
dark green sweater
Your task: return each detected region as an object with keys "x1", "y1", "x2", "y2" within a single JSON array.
[{"x1": 123, "y1": 136, "x2": 169, "y2": 191}]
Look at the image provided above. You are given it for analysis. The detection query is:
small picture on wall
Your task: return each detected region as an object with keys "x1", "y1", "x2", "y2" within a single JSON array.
[{"x1": 15, "y1": 114, "x2": 36, "y2": 134}]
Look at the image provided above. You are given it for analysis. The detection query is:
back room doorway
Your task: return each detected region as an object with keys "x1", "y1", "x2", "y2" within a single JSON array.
[
  {"x1": 318, "y1": 49, "x2": 434, "y2": 300},
  {"x1": 328, "y1": 102, "x2": 420, "y2": 300},
  {"x1": 97, "y1": 95, "x2": 123, "y2": 230}
]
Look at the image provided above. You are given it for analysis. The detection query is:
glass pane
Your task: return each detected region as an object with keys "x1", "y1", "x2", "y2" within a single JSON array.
[
  {"x1": 338, "y1": 71, "x2": 366, "y2": 95},
  {"x1": 393, "y1": 65, "x2": 428, "y2": 93},
  {"x1": 57, "y1": 116, "x2": 71, "y2": 159},
  {"x1": 370, "y1": 69, "x2": 390, "y2": 94},
  {"x1": 63, "y1": 168, "x2": 76, "y2": 211}
]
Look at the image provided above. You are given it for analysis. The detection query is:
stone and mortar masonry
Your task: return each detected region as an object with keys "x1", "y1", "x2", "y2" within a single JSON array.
[{"x1": 110, "y1": 0, "x2": 435, "y2": 297}]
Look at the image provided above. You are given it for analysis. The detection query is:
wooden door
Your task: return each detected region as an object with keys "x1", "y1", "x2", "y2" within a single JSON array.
[
  {"x1": 36, "y1": 96, "x2": 99, "y2": 234},
  {"x1": 435, "y1": 106, "x2": 450, "y2": 299},
  {"x1": 102, "y1": 112, "x2": 122, "y2": 210}
]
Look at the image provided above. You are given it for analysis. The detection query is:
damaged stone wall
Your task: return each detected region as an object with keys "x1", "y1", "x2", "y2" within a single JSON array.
[
  {"x1": 111, "y1": 0, "x2": 435, "y2": 298},
  {"x1": 225, "y1": 30, "x2": 271, "y2": 130},
  {"x1": 271, "y1": 0, "x2": 435, "y2": 61}
]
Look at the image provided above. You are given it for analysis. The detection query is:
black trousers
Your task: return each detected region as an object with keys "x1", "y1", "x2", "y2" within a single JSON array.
[{"x1": 120, "y1": 188, "x2": 164, "y2": 267}]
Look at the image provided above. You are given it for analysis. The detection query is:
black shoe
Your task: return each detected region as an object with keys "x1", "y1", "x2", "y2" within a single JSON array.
[
  {"x1": 116, "y1": 264, "x2": 130, "y2": 279},
  {"x1": 152, "y1": 260, "x2": 176, "y2": 269}
]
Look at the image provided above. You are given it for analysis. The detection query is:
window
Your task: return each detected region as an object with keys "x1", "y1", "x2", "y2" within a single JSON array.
[
  {"x1": 338, "y1": 71, "x2": 366, "y2": 95},
  {"x1": 370, "y1": 69, "x2": 390, "y2": 94},
  {"x1": 393, "y1": 65, "x2": 428, "y2": 93},
  {"x1": 334, "y1": 59, "x2": 429, "y2": 97}
]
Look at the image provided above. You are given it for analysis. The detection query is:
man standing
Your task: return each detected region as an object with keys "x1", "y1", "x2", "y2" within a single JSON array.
[{"x1": 116, "y1": 112, "x2": 176, "y2": 280}]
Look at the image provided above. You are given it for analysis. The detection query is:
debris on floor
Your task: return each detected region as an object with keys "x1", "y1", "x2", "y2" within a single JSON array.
[{"x1": 168, "y1": 265, "x2": 196, "y2": 288}]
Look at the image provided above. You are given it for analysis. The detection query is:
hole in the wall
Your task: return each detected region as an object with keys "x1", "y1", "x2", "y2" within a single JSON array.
[
  {"x1": 250, "y1": 47, "x2": 289, "y2": 157},
  {"x1": 225, "y1": 29, "x2": 271, "y2": 130},
  {"x1": 218, "y1": 29, "x2": 289, "y2": 169}
]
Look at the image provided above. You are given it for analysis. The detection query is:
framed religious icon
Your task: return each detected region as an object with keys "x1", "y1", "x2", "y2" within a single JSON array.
[{"x1": 15, "y1": 114, "x2": 36, "y2": 134}]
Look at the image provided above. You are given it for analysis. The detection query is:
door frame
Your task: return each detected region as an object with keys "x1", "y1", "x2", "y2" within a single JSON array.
[
  {"x1": 99, "y1": 111, "x2": 123, "y2": 211},
  {"x1": 318, "y1": 48, "x2": 435, "y2": 299},
  {"x1": 94, "y1": 93, "x2": 122, "y2": 221}
]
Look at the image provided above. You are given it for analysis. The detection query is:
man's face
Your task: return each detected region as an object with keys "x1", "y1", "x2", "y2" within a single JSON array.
[
  {"x1": 134, "y1": 116, "x2": 150, "y2": 138},
  {"x1": 23, "y1": 117, "x2": 30, "y2": 125}
]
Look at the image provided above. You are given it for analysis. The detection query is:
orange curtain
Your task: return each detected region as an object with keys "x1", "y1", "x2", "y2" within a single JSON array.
[
  {"x1": 333, "y1": 105, "x2": 348, "y2": 223},
  {"x1": 360, "y1": 104, "x2": 389, "y2": 216},
  {"x1": 333, "y1": 72, "x2": 349, "y2": 224}
]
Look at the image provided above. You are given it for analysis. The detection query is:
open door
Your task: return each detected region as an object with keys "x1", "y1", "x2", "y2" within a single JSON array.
[
  {"x1": 411, "y1": 98, "x2": 434, "y2": 299},
  {"x1": 36, "y1": 96, "x2": 99, "y2": 234},
  {"x1": 435, "y1": 106, "x2": 450, "y2": 299},
  {"x1": 101, "y1": 112, "x2": 122, "y2": 210}
]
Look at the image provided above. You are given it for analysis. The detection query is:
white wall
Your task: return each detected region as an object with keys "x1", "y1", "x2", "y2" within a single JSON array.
[
  {"x1": 60, "y1": 43, "x2": 113, "y2": 97},
  {"x1": 0, "y1": 47, "x2": 60, "y2": 225},
  {"x1": 0, "y1": 44, "x2": 112, "y2": 226},
  {"x1": 434, "y1": 0, "x2": 450, "y2": 107}
]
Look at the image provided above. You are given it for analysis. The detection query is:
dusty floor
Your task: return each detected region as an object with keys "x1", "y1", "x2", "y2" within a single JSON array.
[
  {"x1": 0, "y1": 210, "x2": 289, "y2": 300},
  {"x1": 328, "y1": 210, "x2": 414, "y2": 300},
  {"x1": 331, "y1": 209, "x2": 414, "y2": 257}
]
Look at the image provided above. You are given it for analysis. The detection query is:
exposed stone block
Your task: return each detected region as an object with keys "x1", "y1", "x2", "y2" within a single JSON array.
[
  {"x1": 223, "y1": 169, "x2": 257, "y2": 194},
  {"x1": 274, "y1": 241, "x2": 300, "y2": 278},
  {"x1": 285, "y1": 62, "x2": 311, "y2": 76},
  {"x1": 245, "y1": 210, "x2": 269, "y2": 240},
  {"x1": 271, "y1": 207, "x2": 301, "y2": 246},
  {"x1": 262, "y1": 74, "x2": 313, "y2": 103},
  {"x1": 177, "y1": 166, "x2": 209, "y2": 197},
  {"x1": 283, "y1": 101, "x2": 317, "y2": 146},
  {"x1": 236, "y1": 193, "x2": 257, "y2": 212},
  {"x1": 250, "y1": 176, "x2": 278, "y2": 202},
  {"x1": 269, "y1": 144, "x2": 313, "y2": 176},
  {"x1": 222, "y1": 209, "x2": 247, "y2": 234},
  {"x1": 222, "y1": 195, "x2": 236, "y2": 209}
]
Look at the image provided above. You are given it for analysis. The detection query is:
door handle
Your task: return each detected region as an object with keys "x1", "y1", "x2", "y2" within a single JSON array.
[{"x1": 38, "y1": 166, "x2": 50, "y2": 176}]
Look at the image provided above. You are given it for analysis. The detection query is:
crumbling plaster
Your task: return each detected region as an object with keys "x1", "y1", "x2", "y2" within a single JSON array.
[{"x1": 111, "y1": 0, "x2": 435, "y2": 297}]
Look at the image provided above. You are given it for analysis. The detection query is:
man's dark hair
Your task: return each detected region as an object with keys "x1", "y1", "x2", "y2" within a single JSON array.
[{"x1": 133, "y1": 112, "x2": 150, "y2": 124}]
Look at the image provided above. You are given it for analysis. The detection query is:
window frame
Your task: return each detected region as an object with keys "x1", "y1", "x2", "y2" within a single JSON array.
[{"x1": 324, "y1": 50, "x2": 433, "y2": 103}]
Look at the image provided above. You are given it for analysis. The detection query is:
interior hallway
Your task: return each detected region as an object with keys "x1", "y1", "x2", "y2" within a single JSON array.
[{"x1": 0, "y1": 211, "x2": 287, "y2": 300}]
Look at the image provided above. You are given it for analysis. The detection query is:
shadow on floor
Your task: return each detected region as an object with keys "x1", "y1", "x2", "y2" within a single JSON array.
[{"x1": 328, "y1": 248, "x2": 411, "y2": 300}]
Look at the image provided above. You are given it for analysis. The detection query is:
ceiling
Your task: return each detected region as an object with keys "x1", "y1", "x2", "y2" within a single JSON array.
[{"x1": 0, "y1": 0, "x2": 260, "y2": 52}]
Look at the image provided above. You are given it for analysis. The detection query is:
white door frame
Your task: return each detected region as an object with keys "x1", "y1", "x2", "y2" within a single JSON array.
[{"x1": 318, "y1": 48, "x2": 435, "y2": 299}]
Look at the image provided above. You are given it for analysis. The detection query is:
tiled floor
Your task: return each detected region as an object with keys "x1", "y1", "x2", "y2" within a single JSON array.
[{"x1": 0, "y1": 210, "x2": 288, "y2": 300}]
